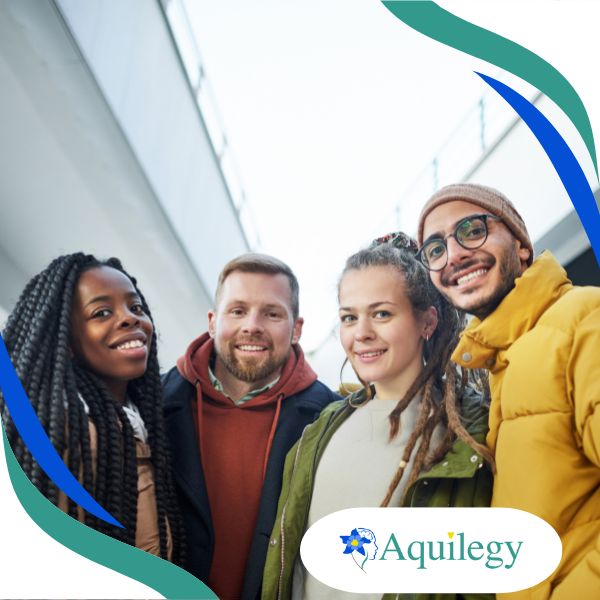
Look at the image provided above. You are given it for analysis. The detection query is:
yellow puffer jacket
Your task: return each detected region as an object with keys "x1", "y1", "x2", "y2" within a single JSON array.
[{"x1": 453, "y1": 251, "x2": 600, "y2": 599}]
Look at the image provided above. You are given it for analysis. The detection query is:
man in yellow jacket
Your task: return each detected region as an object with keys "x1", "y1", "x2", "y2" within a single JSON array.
[{"x1": 417, "y1": 183, "x2": 600, "y2": 600}]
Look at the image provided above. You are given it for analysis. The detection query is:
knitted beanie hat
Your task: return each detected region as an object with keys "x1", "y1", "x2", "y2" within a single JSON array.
[{"x1": 417, "y1": 183, "x2": 534, "y2": 266}]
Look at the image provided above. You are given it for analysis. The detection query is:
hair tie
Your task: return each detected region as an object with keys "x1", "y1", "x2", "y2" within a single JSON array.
[{"x1": 369, "y1": 231, "x2": 418, "y2": 255}]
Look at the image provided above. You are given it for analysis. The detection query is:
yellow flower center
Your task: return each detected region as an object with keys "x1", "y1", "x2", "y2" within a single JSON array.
[{"x1": 351, "y1": 540, "x2": 359, "y2": 547}]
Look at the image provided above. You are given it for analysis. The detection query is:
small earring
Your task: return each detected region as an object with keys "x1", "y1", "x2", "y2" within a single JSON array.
[{"x1": 424, "y1": 333, "x2": 430, "y2": 342}]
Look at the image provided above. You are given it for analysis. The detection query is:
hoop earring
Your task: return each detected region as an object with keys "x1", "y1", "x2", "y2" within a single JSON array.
[
  {"x1": 340, "y1": 359, "x2": 373, "y2": 404},
  {"x1": 348, "y1": 394, "x2": 363, "y2": 408}
]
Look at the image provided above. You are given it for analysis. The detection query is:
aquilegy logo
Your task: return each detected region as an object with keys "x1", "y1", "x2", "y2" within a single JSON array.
[
  {"x1": 340, "y1": 528, "x2": 379, "y2": 572},
  {"x1": 302, "y1": 508, "x2": 562, "y2": 594},
  {"x1": 340, "y1": 527, "x2": 521, "y2": 573}
]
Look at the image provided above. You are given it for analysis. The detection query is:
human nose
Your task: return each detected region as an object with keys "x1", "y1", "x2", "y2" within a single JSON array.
[
  {"x1": 445, "y1": 234, "x2": 472, "y2": 267},
  {"x1": 117, "y1": 306, "x2": 141, "y2": 328},
  {"x1": 241, "y1": 311, "x2": 265, "y2": 334},
  {"x1": 354, "y1": 317, "x2": 375, "y2": 342}
]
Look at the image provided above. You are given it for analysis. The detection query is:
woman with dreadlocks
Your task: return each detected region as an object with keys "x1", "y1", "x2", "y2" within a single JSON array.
[
  {"x1": 262, "y1": 233, "x2": 494, "y2": 600},
  {"x1": 0, "y1": 253, "x2": 183, "y2": 563}
]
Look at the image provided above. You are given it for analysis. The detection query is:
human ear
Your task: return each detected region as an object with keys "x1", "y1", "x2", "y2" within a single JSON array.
[
  {"x1": 291, "y1": 317, "x2": 304, "y2": 345},
  {"x1": 517, "y1": 242, "x2": 531, "y2": 265},
  {"x1": 422, "y1": 306, "x2": 438, "y2": 340},
  {"x1": 207, "y1": 310, "x2": 217, "y2": 338}
]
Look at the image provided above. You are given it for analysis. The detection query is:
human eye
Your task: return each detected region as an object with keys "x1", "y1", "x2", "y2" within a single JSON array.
[
  {"x1": 130, "y1": 302, "x2": 145, "y2": 315},
  {"x1": 459, "y1": 217, "x2": 486, "y2": 240},
  {"x1": 91, "y1": 308, "x2": 111, "y2": 319},
  {"x1": 339, "y1": 313, "x2": 356, "y2": 324},
  {"x1": 425, "y1": 240, "x2": 445, "y2": 261},
  {"x1": 267, "y1": 309, "x2": 284, "y2": 319},
  {"x1": 373, "y1": 310, "x2": 391, "y2": 319},
  {"x1": 230, "y1": 307, "x2": 245, "y2": 317}
]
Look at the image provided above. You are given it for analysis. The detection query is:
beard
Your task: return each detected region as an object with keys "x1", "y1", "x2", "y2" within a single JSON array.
[
  {"x1": 218, "y1": 337, "x2": 290, "y2": 384},
  {"x1": 439, "y1": 243, "x2": 523, "y2": 320}
]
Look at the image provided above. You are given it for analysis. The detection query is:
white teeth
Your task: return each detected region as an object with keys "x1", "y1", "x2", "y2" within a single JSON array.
[
  {"x1": 237, "y1": 345, "x2": 266, "y2": 351},
  {"x1": 456, "y1": 268, "x2": 488, "y2": 286},
  {"x1": 358, "y1": 350, "x2": 385, "y2": 358},
  {"x1": 117, "y1": 340, "x2": 144, "y2": 350}
]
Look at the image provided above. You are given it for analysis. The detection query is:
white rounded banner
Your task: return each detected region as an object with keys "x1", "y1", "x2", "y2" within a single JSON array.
[{"x1": 300, "y1": 508, "x2": 561, "y2": 594}]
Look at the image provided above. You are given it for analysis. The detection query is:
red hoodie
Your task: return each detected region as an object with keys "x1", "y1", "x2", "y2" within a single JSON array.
[{"x1": 176, "y1": 332, "x2": 317, "y2": 600}]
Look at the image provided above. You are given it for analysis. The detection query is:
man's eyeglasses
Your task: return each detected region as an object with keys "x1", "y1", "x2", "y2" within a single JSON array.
[{"x1": 417, "y1": 214, "x2": 502, "y2": 271}]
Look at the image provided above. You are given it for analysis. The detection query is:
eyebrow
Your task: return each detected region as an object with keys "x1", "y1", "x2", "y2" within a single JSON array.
[
  {"x1": 422, "y1": 213, "x2": 485, "y2": 245},
  {"x1": 225, "y1": 300, "x2": 287, "y2": 310},
  {"x1": 84, "y1": 292, "x2": 140, "y2": 308},
  {"x1": 339, "y1": 301, "x2": 398, "y2": 312}
]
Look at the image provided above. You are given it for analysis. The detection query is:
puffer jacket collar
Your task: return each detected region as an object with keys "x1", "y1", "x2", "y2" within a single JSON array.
[{"x1": 452, "y1": 251, "x2": 571, "y2": 371}]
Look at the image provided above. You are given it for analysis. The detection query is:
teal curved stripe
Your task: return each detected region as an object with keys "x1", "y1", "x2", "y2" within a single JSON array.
[
  {"x1": 381, "y1": 0, "x2": 598, "y2": 177},
  {"x1": 2, "y1": 431, "x2": 217, "y2": 600}
]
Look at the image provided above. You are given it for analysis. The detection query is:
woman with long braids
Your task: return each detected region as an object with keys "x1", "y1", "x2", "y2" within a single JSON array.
[
  {"x1": 0, "y1": 252, "x2": 183, "y2": 563},
  {"x1": 262, "y1": 233, "x2": 494, "y2": 600}
]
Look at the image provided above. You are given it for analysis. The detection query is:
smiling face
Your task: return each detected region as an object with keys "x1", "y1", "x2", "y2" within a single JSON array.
[
  {"x1": 338, "y1": 266, "x2": 436, "y2": 401},
  {"x1": 208, "y1": 271, "x2": 303, "y2": 395},
  {"x1": 422, "y1": 200, "x2": 530, "y2": 319},
  {"x1": 70, "y1": 266, "x2": 153, "y2": 402}
]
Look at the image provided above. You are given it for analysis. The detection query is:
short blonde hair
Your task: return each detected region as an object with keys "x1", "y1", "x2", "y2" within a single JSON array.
[{"x1": 215, "y1": 253, "x2": 300, "y2": 319}]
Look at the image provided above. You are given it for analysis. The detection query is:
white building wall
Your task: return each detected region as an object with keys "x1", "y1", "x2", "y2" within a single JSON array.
[
  {"x1": 0, "y1": 0, "x2": 249, "y2": 367},
  {"x1": 56, "y1": 0, "x2": 249, "y2": 296}
]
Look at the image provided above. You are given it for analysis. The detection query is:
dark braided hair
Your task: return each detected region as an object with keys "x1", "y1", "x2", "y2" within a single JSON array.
[
  {"x1": 339, "y1": 237, "x2": 494, "y2": 507},
  {"x1": 0, "y1": 252, "x2": 184, "y2": 563}
]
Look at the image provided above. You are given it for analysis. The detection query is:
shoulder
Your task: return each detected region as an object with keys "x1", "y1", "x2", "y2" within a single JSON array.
[
  {"x1": 296, "y1": 390, "x2": 359, "y2": 441},
  {"x1": 290, "y1": 397, "x2": 349, "y2": 453},
  {"x1": 161, "y1": 366, "x2": 194, "y2": 408},
  {"x1": 542, "y1": 285, "x2": 600, "y2": 330},
  {"x1": 290, "y1": 380, "x2": 342, "y2": 412},
  {"x1": 302, "y1": 388, "x2": 361, "y2": 431},
  {"x1": 319, "y1": 397, "x2": 347, "y2": 418},
  {"x1": 161, "y1": 365, "x2": 182, "y2": 385}
]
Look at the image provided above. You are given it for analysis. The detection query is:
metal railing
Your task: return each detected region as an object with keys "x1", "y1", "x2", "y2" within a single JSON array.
[
  {"x1": 369, "y1": 88, "x2": 542, "y2": 242},
  {"x1": 160, "y1": 0, "x2": 261, "y2": 250}
]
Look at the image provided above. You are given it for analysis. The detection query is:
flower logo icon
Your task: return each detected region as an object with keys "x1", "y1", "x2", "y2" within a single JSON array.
[{"x1": 340, "y1": 528, "x2": 378, "y2": 572}]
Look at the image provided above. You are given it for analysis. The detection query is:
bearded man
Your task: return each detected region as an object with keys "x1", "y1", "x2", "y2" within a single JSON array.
[
  {"x1": 163, "y1": 253, "x2": 338, "y2": 600},
  {"x1": 417, "y1": 183, "x2": 600, "y2": 599}
]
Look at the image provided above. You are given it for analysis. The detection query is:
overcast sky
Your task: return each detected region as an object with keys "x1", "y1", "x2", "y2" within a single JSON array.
[{"x1": 182, "y1": 0, "x2": 600, "y2": 353}]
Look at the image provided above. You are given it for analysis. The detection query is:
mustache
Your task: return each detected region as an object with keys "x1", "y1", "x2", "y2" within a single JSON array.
[
  {"x1": 440, "y1": 257, "x2": 494, "y2": 286},
  {"x1": 231, "y1": 335, "x2": 272, "y2": 347}
]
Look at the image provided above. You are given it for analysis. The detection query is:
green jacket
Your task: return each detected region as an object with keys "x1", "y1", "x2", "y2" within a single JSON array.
[{"x1": 262, "y1": 387, "x2": 494, "y2": 600}]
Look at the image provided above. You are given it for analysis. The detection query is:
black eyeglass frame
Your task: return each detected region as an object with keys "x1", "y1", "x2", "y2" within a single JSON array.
[{"x1": 417, "y1": 213, "x2": 502, "y2": 272}]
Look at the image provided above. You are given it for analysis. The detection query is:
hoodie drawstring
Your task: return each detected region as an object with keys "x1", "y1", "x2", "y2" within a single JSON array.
[{"x1": 262, "y1": 393, "x2": 284, "y2": 481}]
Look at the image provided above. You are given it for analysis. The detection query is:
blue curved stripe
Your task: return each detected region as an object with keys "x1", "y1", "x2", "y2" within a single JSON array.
[
  {"x1": 476, "y1": 72, "x2": 600, "y2": 262},
  {"x1": 0, "y1": 334, "x2": 121, "y2": 527},
  {"x1": 381, "y1": 1, "x2": 598, "y2": 177}
]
